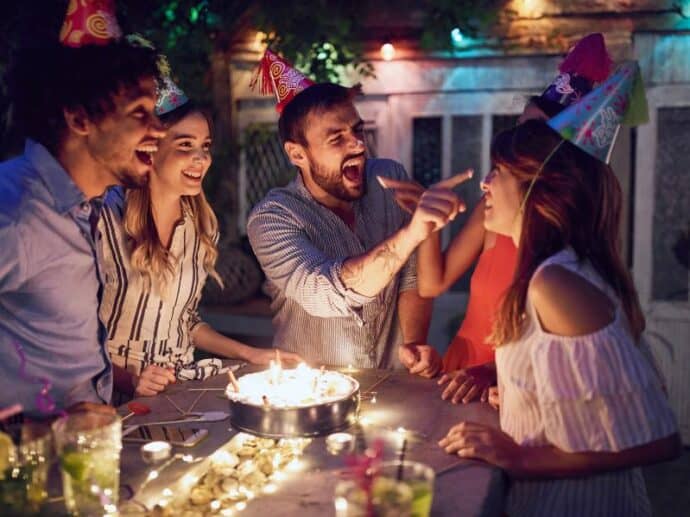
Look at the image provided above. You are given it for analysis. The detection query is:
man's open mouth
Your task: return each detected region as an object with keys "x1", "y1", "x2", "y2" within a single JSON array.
[{"x1": 135, "y1": 143, "x2": 158, "y2": 166}]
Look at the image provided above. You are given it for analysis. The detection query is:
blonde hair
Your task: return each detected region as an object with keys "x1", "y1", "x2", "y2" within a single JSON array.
[{"x1": 123, "y1": 189, "x2": 222, "y2": 294}]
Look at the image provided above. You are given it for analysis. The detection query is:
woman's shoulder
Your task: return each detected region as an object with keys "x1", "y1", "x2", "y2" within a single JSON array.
[{"x1": 529, "y1": 258, "x2": 616, "y2": 338}]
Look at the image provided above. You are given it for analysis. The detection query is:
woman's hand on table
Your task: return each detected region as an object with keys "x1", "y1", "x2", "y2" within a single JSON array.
[
  {"x1": 399, "y1": 342, "x2": 442, "y2": 378},
  {"x1": 437, "y1": 364, "x2": 496, "y2": 404},
  {"x1": 439, "y1": 421, "x2": 522, "y2": 472},
  {"x1": 247, "y1": 347, "x2": 302, "y2": 366},
  {"x1": 133, "y1": 365, "x2": 176, "y2": 397}
]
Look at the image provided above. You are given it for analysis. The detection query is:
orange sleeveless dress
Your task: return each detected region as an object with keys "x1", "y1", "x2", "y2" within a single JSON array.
[{"x1": 442, "y1": 234, "x2": 518, "y2": 372}]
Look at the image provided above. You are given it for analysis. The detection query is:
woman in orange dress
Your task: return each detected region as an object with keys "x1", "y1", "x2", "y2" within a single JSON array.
[
  {"x1": 382, "y1": 34, "x2": 612, "y2": 404},
  {"x1": 441, "y1": 233, "x2": 517, "y2": 372}
]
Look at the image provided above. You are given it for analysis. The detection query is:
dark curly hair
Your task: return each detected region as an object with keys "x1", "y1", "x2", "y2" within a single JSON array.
[{"x1": 6, "y1": 40, "x2": 161, "y2": 153}]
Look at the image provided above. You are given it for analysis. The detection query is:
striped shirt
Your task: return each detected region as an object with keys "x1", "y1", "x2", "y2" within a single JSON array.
[
  {"x1": 98, "y1": 188, "x2": 209, "y2": 380},
  {"x1": 247, "y1": 159, "x2": 416, "y2": 368},
  {"x1": 496, "y1": 248, "x2": 678, "y2": 517}
]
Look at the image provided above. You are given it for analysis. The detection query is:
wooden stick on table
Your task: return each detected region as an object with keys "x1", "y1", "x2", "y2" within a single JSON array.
[{"x1": 362, "y1": 372, "x2": 393, "y2": 395}]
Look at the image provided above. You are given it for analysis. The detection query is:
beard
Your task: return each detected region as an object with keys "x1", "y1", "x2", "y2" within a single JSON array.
[
  {"x1": 114, "y1": 168, "x2": 149, "y2": 189},
  {"x1": 308, "y1": 153, "x2": 366, "y2": 202}
]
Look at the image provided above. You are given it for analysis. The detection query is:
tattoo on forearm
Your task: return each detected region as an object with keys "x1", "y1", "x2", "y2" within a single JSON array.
[
  {"x1": 341, "y1": 243, "x2": 402, "y2": 291},
  {"x1": 373, "y1": 243, "x2": 401, "y2": 274},
  {"x1": 341, "y1": 260, "x2": 366, "y2": 289}
]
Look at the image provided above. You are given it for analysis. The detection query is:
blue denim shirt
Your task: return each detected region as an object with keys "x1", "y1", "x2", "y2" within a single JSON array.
[{"x1": 0, "y1": 140, "x2": 112, "y2": 417}]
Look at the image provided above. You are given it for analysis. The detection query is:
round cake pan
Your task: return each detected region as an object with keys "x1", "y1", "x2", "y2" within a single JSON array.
[{"x1": 228, "y1": 389, "x2": 360, "y2": 438}]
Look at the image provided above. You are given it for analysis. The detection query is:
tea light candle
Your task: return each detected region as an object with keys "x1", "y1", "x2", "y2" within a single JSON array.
[
  {"x1": 141, "y1": 441, "x2": 172, "y2": 464},
  {"x1": 326, "y1": 432, "x2": 354, "y2": 455}
]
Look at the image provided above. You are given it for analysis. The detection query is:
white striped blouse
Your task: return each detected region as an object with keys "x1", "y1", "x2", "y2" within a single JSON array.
[
  {"x1": 98, "y1": 188, "x2": 209, "y2": 380},
  {"x1": 496, "y1": 248, "x2": 677, "y2": 517},
  {"x1": 247, "y1": 159, "x2": 417, "y2": 368}
]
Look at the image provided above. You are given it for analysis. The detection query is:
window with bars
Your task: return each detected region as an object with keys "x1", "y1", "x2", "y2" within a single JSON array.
[
  {"x1": 491, "y1": 114, "x2": 520, "y2": 138},
  {"x1": 448, "y1": 115, "x2": 484, "y2": 291},
  {"x1": 242, "y1": 124, "x2": 294, "y2": 220},
  {"x1": 412, "y1": 117, "x2": 442, "y2": 187},
  {"x1": 653, "y1": 107, "x2": 690, "y2": 302}
]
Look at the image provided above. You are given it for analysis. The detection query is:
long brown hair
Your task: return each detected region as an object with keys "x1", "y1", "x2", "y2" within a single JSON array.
[
  {"x1": 490, "y1": 119, "x2": 644, "y2": 345},
  {"x1": 124, "y1": 103, "x2": 222, "y2": 293}
]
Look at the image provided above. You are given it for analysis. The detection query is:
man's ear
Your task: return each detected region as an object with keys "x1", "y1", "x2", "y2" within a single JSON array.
[
  {"x1": 284, "y1": 141, "x2": 308, "y2": 170},
  {"x1": 63, "y1": 107, "x2": 91, "y2": 137}
]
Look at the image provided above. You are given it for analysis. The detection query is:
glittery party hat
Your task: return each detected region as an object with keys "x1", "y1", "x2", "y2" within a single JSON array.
[{"x1": 547, "y1": 60, "x2": 649, "y2": 163}]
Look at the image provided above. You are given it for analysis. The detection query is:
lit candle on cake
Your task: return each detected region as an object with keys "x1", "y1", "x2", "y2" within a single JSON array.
[{"x1": 226, "y1": 362, "x2": 357, "y2": 408}]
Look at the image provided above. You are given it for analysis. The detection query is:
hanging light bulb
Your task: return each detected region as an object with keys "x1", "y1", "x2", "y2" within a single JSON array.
[
  {"x1": 450, "y1": 27, "x2": 464, "y2": 48},
  {"x1": 380, "y1": 42, "x2": 395, "y2": 61}
]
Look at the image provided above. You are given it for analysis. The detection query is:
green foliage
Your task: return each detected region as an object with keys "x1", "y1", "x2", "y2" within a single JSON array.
[
  {"x1": 252, "y1": 0, "x2": 374, "y2": 83},
  {"x1": 418, "y1": 0, "x2": 503, "y2": 51},
  {"x1": 119, "y1": 1, "x2": 251, "y2": 105}
]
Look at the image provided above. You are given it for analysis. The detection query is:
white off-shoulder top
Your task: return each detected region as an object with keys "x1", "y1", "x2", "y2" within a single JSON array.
[{"x1": 496, "y1": 248, "x2": 677, "y2": 517}]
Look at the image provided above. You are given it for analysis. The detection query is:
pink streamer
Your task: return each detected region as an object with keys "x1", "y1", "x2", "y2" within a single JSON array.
[{"x1": 12, "y1": 340, "x2": 62, "y2": 417}]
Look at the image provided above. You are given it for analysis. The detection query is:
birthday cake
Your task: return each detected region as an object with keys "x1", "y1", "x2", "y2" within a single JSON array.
[
  {"x1": 225, "y1": 364, "x2": 360, "y2": 437},
  {"x1": 226, "y1": 364, "x2": 358, "y2": 408}
]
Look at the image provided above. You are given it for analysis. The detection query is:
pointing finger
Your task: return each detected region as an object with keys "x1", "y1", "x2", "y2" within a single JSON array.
[
  {"x1": 435, "y1": 169, "x2": 473, "y2": 189},
  {"x1": 377, "y1": 176, "x2": 424, "y2": 191}
]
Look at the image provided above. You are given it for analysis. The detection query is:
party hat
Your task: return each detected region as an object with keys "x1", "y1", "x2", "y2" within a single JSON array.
[
  {"x1": 539, "y1": 33, "x2": 613, "y2": 112},
  {"x1": 548, "y1": 60, "x2": 649, "y2": 163},
  {"x1": 155, "y1": 75, "x2": 190, "y2": 116},
  {"x1": 250, "y1": 49, "x2": 315, "y2": 113},
  {"x1": 59, "y1": 0, "x2": 122, "y2": 48}
]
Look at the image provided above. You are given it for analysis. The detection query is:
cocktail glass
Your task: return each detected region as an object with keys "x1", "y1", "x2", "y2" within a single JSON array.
[
  {"x1": 0, "y1": 423, "x2": 52, "y2": 515},
  {"x1": 52, "y1": 412, "x2": 121, "y2": 516},
  {"x1": 334, "y1": 460, "x2": 434, "y2": 517}
]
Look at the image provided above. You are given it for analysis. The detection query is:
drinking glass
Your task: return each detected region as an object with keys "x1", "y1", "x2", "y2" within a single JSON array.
[
  {"x1": 334, "y1": 460, "x2": 434, "y2": 517},
  {"x1": 52, "y1": 412, "x2": 121, "y2": 516},
  {"x1": 0, "y1": 423, "x2": 53, "y2": 515}
]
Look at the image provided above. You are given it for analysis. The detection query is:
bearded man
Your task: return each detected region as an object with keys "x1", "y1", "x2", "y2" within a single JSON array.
[{"x1": 248, "y1": 83, "x2": 468, "y2": 374}]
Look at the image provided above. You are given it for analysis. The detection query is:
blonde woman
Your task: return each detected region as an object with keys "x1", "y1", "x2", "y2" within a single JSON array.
[{"x1": 99, "y1": 79, "x2": 299, "y2": 399}]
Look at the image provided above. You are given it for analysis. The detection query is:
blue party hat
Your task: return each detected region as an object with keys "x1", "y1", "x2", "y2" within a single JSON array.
[
  {"x1": 155, "y1": 75, "x2": 189, "y2": 116},
  {"x1": 547, "y1": 60, "x2": 648, "y2": 163}
]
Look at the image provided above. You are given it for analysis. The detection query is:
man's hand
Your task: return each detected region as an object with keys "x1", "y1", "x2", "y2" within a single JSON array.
[
  {"x1": 65, "y1": 402, "x2": 116, "y2": 415},
  {"x1": 0, "y1": 403, "x2": 22, "y2": 421},
  {"x1": 399, "y1": 343, "x2": 442, "y2": 378},
  {"x1": 377, "y1": 176, "x2": 424, "y2": 214},
  {"x1": 438, "y1": 421, "x2": 522, "y2": 472},
  {"x1": 133, "y1": 365, "x2": 176, "y2": 397},
  {"x1": 379, "y1": 170, "x2": 473, "y2": 236},
  {"x1": 437, "y1": 363, "x2": 496, "y2": 404},
  {"x1": 488, "y1": 386, "x2": 500, "y2": 410}
]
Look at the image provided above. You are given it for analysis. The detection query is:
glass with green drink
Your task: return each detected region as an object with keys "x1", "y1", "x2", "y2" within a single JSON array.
[
  {"x1": 334, "y1": 460, "x2": 434, "y2": 517},
  {"x1": 52, "y1": 412, "x2": 121, "y2": 516},
  {"x1": 0, "y1": 423, "x2": 53, "y2": 515}
]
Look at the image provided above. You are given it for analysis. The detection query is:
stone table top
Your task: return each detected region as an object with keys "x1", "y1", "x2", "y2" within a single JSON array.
[{"x1": 117, "y1": 365, "x2": 506, "y2": 516}]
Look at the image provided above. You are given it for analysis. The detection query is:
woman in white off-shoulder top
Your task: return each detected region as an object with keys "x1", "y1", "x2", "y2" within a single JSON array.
[{"x1": 439, "y1": 119, "x2": 681, "y2": 517}]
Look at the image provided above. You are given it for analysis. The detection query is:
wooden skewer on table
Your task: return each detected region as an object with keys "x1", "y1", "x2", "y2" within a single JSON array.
[{"x1": 361, "y1": 372, "x2": 393, "y2": 395}]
